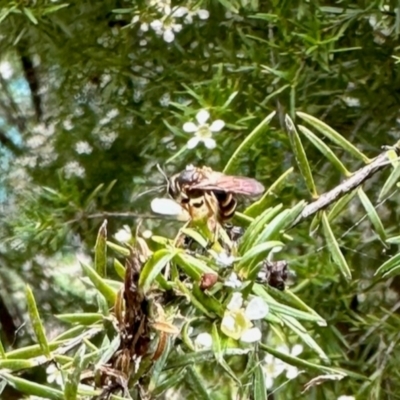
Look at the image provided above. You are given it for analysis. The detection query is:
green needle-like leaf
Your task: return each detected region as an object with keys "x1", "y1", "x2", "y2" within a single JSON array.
[
  {"x1": 224, "y1": 111, "x2": 276, "y2": 174},
  {"x1": 296, "y1": 111, "x2": 370, "y2": 163},
  {"x1": 139, "y1": 249, "x2": 177, "y2": 294},
  {"x1": 285, "y1": 114, "x2": 318, "y2": 198},
  {"x1": 25, "y1": 285, "x2": 51, "y2": 358},
  {"x1": 80, "y1": 262, "x2": 118, "y2": 306},
  {"x1": 94, "y1": 220, "x2": 107, "y2": 277},
  {"x1": 321, "y1": 212, "x2": 352, "y2": 280}
]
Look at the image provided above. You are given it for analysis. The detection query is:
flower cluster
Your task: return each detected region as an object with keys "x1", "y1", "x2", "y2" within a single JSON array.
[{"x1": 132, "y1": 1, "x2": 210, "y2": 43}]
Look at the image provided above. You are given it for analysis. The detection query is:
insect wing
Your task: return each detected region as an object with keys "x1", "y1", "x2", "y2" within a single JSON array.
[{"x1": 191, "y1": 172, "x2": 264, "y2": 196}]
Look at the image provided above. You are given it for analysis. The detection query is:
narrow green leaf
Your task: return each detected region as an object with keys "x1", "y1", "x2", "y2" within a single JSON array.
[
  {"x1": 281, "y1": 315, "x2": 329, "y2": 361},
  {"x1": 240, "y1": 204, "x2": 283, "y2": 253},
  {"x1": 23, "y1": 7, "x2": 38, "y2": 24},
  {"x1": 64, "y1": 345, "x2": 86, "y2": 400},
  {"x1": 253, "y1": 284, "x2": 325, "y2": 323},
  {"x1": 152, "y1": 368, "x2": 186, "y2": 396},
  {"x1": 0, "y1": 372, "x2": 64, "y2": 400},
  {"x1": 94, "y1": 220, "x2": 107, "y2": 277},
  {"x1": 260, "y1": 344, "x2": 338, "y2": 376},
  {"x1": 387, "y1": 236, "x2": 400, "y2": 244},
  {"x1": 217, "y1": 0, "x2": 239, "y2": 13},
  {"x1": 6, "y1": 342, "x2": 65, "y2": 360},
  {"x1": 297, "y1": 125, "x2": 350, "y2": 176},
  {"x1": 174, "y1": 253, "x2": 216, "y2": 279},
  {"x1": 0, "y1": 339, "x2": 5, "y2": 358},
  {"x1": 53, "y1": 326, "x2": 90, "y2": 342},
  {"x1": 328, "y1": 190, "x2": 357, "y2": 222},
  {"x1": 181, "y1": 228, "x2": 209, "y2": 248},
  {"x1": 244, "y1": 168, "x2": 294, "y2": 217},
  {"x1": 357, "y1": 188, "x2": 387, "y2": 244},
  {"x1": 25, "y1": 286, "x2": 51, "y2": 358},
  {"x1": 223, "y1": 111, "x2": 276, "y2": 174},
  {"x1": 175, "y1": 281, "x2": 215, "y2": 318},
  {"x1": 106, "y1": 241, "x2": 130, "y2": 256},
  {"x1": 321, "y1": 213, "x2": 352, "y2": 280},
  {"x1": 113, "y1": 258, "x2": 125, "y2": 280},
  {"x1": 139, "y1": 249, "x2": 176, "y2": 294},
  {"x1": 211, "y1": 323, "x2": 240, "y2": 383},
  {"x1": 186, "y1": 365, "x2": 212, "y2": 400},
  {"x1": 237, "y1": 241, "x2": 283, "y2": 269},
  {"x1": 296, "y1": 111, "x2": 370, "y2": 163},
  {"x1": 379, "y1": 163, "x2": 400, "y2": 201},
  {"x1": 253, "y1": 364, "x2": 267, "y2": 400},
  {"x1": 375, "y1": 253, "x2": 400, "y2": 276},
  {"x1": 192, "y1": 285, "x2": 223, "y2": 316},
  {"x1": 42, "y1": 4, "x2": 70, "y2": 15},
  {"x1": 56, "y1": 313, "x2": 103, "y2": 325},
  {"x1": 254, "y1": 210, "x2": 290, "y2": 245},
  {"x1": 285, "y1": 115, "x2": 318, "y2": 198},
  {"x1": 0, "y1": 359, "x2": 35, "y2": 371},
  {"x1": 80, "y1": 262, "x2": 117, "y2": 305}
]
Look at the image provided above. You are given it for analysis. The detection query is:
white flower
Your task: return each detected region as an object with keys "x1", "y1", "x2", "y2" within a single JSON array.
[
  {"x1": 221, "y1": 293, "x2": 269, "y2": 343},
  {"x1": 150, "y1": 18, "x2": 183, "y2": 43},
  {"x1": 64, "y1": 161, "x2": 85, "y2": 178},
  {"x1": 215, "y1": 252, "x2": 235, "y2": 267},
  {"x1": 99, "y1": 131, "x2": 118, "y2": 149},
  {"x1": 194, "y1": 332, "x2": 213, "y2": 349},
  {"x1": 184, "y1": 9, "x2": 210, "y2": 24},
  {"x1": 107, "y1": 109, "x2": 119, "y2": 119},
  {"x1": 276, "y1": 344, "x2": 304, "y2": 379},
  {"x1": 115, "y1": 225, "x2": 132, "y2": 243},
  {"x1": 337, "y1": 396, "x2": 355, "y2": 400},
  {"x1": 224, "y1": 272, "x2": 242, "y2": 289},
  {"x1": 75, "y1": 141, "x2": 93, "y2": 154},
  {"x1": 26, "y1": 135, "x2": 46, "y2": 149},
  {"x1": 183, "y1": 109, "x2": 225, "y2": 149},
  {"x1": 63, "y1": 118, "x2": 74, "y2": 131},
  {"x1": 263, "y1": 353, "x2": 286, "y2": 389},
  {"x1": 46, "y1": 364, "x2": 64, "y2": 386}
]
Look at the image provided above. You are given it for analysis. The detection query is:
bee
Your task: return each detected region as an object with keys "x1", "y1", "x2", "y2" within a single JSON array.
[{"x1": 167, "y1": 165, "x2": 264, "y2": 224}]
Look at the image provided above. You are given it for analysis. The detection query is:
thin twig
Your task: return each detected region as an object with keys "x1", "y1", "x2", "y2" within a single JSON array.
[{"x1": 290, "y1": 143, "x2": 400, "y2": 228}]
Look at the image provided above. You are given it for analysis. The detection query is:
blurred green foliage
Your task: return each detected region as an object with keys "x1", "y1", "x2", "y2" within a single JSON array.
[{"x1": 1, "y1": 0, "x2": 400, "y2": 398}]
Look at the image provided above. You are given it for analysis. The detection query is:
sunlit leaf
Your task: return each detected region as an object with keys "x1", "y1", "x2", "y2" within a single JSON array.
[
  {"x1": 285, "y1": 114, "x2": 318, "y2": 198},
  {"x1": 296, "y1": 111, "x2": 370, "y2": 163},
  {"x1": 25, "y1": 285, "x2": 51, "y2": 358}
]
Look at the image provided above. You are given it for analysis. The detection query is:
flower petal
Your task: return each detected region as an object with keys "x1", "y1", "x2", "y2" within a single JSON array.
[
  {"x1": 195, "y1": 332, "x2": 213, "y2": 348},
  {"x1": 285, "y1": 365, "x2": 300, "y2": 379},
  {"x1": 183, "y1": 122, "x2": 198, "y2": 133},
  {"x1": 163, "y1": 29, "x2": 175, "y2": 43},
  {"x1": 210, "y1": 119, "x2": 225, "y2": 132},
  {"x1": 203, "y1": 137, "x2": 216, "y2": 149},
  {"x1": 245, "y1": 297, "x2": 269, "y2": 320},
  {"x1": 172, "y1": 6, "x2": 188, "y2": 17},
  {"x1": 291, "y1": 344, "x2": 303, "y2": 357},
  {"x1": 227, "y1": 292, "x2": 243, "y2": 311},
  {"x1": 240, "y1": 327, "x2": 262, "y2": 343},
  {"x1": 221, "y1": 314, "x2": 241, "y2": 340},
  {"x1": 196, "y1": 109, "x2": 210, "y2": 124},
  {"x1": 150, "y1": 20, "x2": 163, "y2": 32},
  {"x1": 173, "y1": 23, "x2": 183, "y2": 33},
  {"x1": 187, "y1": 136, "x2": 200, "y2": 149},
  {"x1": 197, "y1": 9, "x2": 210, "y2": 20}
]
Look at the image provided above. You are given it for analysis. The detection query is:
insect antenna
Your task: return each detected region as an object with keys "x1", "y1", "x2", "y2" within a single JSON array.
[{"x1": 156, "y1": 163, "x2": 171, "y2": 195}]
